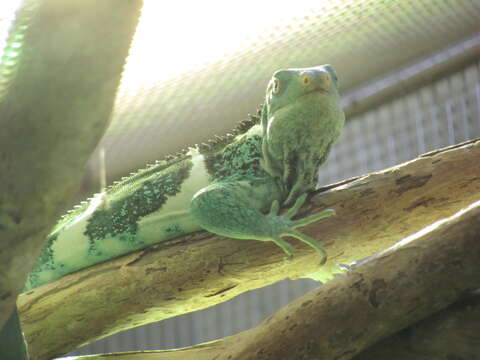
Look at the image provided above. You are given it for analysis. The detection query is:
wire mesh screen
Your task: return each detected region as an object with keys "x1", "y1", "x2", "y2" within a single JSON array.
[
  {"x1": 0, "y1": 0, "x2": 479, "y2": 356},
  {"x1": 2, "y1": 0, "x2": 478, "y2": 356},
  {"x1": 74, "y1": 0, "x2": 480, "y2": 185},
  {"x1": 323, "y1": 60, "x2": 480, "y2": 184},
  {"x1": 70, "y1": 58, "x2": 480, "y2": 356}
]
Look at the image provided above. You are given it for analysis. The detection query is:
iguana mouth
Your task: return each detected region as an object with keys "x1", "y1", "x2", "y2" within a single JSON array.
[
  {"x1": 273, "y1": 87, "x2": 330, "y2": 113},
  {"x1": 304, "y1": 87, "x2": 329, "y2": 96}
]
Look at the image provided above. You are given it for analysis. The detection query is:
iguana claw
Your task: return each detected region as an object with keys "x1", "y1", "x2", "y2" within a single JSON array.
[{"x1": 268, "y1": 194, "x2": 335, "y2": 263}]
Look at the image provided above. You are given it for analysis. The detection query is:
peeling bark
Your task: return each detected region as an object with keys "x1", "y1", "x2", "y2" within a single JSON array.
[{"x1": 18, "y1": 138, "x2": 480, "y2": 359}]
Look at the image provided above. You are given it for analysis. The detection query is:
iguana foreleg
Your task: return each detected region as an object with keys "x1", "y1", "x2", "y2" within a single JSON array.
[{"x1": 191, "y1": 184, "x2": 334, "y2": 262}]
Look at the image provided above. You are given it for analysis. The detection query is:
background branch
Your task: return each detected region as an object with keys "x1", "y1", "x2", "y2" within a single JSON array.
[
  {"x1": 52, "y1": 198, "x2": 480, "y2": 359},
  {"x1": 353, "y1": 291, "x2": 480, "y2": 360},
  {"x1": 216, "y1": 200, "x2": 480, "y2": 359},
  {"x1": 18, "y1": 138, "x2": 480, "y2": 359},
  {"x1": 0, "y1": 0, "x2": 142, "y2": 330}
]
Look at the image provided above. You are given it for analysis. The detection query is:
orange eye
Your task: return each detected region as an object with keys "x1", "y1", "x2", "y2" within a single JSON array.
[
  {"x1": 272, "y1": 78, "x2": 280, "y2": 94},
  {"x1": 300, "y1": 74, "x2": 311, "y2": 85}
]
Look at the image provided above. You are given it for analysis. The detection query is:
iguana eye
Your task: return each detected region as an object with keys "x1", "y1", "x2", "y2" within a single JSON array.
[
  {"x1": 272, "y1": 78, "x2": 280, "y2": 94},
  {"x1": 300, "y1": 74, "x2": 311, "y2": 85}
]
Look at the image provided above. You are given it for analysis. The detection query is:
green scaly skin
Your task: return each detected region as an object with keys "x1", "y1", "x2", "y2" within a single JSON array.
[{"x1": 24, "y1": 65, "x2": 345, "y2": 291}]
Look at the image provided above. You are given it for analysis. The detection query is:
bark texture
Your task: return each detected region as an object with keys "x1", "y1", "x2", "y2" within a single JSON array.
[
  {"x1": 49, "y1": 199, "x2": 480, "y2": 360},
  {"x1": 18, "y1": 138, "x2": 480, "y2": 359},
  {"x1": 0, "y1": 0, "x2": 143, "y2": 328},
  {"x1": 353, "y1": 292, "x2": 480, "y2": 360},
  {"x1": 215, "y1": 200, "x2": 480, "y2": 359}
]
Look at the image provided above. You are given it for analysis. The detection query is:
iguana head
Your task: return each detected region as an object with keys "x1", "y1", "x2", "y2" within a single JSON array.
[{"x1": 260, "y1": 65, "x2": 345, "y2": 205}]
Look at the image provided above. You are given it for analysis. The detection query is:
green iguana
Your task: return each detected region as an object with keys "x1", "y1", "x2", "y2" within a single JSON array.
[{"x1": 25, "y1": 64, "x2": 345, "y2": 291}]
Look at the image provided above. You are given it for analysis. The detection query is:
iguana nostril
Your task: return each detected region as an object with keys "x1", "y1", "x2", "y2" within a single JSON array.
[{"x1": 319, "y1": 72, "x2": 331, "y2": 84}]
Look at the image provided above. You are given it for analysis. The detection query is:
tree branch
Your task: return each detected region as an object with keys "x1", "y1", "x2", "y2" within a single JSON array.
[
  {"x1": 51, "y1": 197, "x2": 480, "y2": 360},
  {"x1": 214, "y1": 200, "x2": 480, "y2": 359},
  {"x1": 19, "y1": 138, "x2": 480, "y2": 359},
  {"x1": 353, "y1": 291, "x2": 480, "y2": 360}
]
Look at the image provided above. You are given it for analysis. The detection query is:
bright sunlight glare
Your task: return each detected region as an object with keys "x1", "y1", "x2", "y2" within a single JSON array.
[
  {"x1": 0, "y1": 0, "x2": 342, "y2": 93},
  {"x1": 0, "y1": 0, "x2": 23, "y2": 58},
  {"x1": 119, "y1": 0, "x2": 337, "y2": 92},
  {"x1": 385, "y1": 199, "x2": 480, "y2": 253}
]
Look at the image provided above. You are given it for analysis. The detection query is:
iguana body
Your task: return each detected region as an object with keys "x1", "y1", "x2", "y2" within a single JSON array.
[{"x1": 25, "y1": 65, "x2": 345, "y2": 290}]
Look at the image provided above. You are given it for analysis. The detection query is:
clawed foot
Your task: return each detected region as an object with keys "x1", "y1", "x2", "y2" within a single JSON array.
[{"x1": 268, "y1": 194, "x2": 335, "y2": 263}]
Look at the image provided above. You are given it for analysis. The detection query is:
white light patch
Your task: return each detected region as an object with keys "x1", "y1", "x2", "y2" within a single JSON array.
[
  {"x1": 51, "y1": 216, "x2": 91, "y2": 269},
  {"x1": 69, "y1": 192, "x2": 107, "y2": 227},
  {"x1": 118, "y1": 0, "x2": 336, "y2": 93},
  {"x1": 50, "y1": 193, "x2": 107, "y2": 268},
  {"x1": 161, "y1": 149, "x2": 211, "y2": 210},
  {"x1": 0, "y1": 1, "x2": 23, "y2": 57},
  {"x1": 384, "y1": 199, "x2": 480, "y2": 253}
]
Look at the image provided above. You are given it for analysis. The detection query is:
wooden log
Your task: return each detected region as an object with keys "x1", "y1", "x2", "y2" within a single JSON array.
[
  {"x1": 353, "y1": 292, "x2": 480, "y2": 360},
  {"x1": 18, "y1": 138, "x2": 480, "y2": 359},
  {"x1": 46, "y1": 197, "x2": 480, "y2": 360}
]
